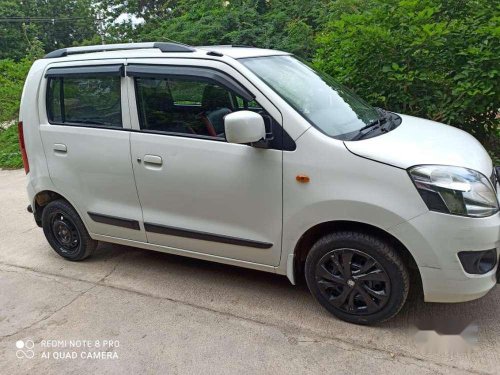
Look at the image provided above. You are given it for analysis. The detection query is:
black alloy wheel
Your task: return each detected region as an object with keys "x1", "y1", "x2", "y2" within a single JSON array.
[
  {"x1": 305, "y1": 231, "x2": 409, "y2": 325},
  {"x1": 315, "y1": 248, "x2": 391, "y2": 315}
]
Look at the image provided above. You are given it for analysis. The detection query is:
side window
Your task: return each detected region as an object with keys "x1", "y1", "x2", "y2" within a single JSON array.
[
  {"x1": 47, "y1": 76, "x2": 122, "y2": 128},
  {"x1": 135, "y1": 76, "x2": 263, "y2": 138},
  {"x1": 235, "y1": 96, "x2": 262, "y2": 111},
  {"x1": 169, "y1": 80, "x2": 205, "y2": 106}
]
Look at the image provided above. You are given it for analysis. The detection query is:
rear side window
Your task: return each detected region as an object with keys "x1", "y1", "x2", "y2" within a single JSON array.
[{"x1": 47, "y1": 76, "x2": 122, "y2": 127}]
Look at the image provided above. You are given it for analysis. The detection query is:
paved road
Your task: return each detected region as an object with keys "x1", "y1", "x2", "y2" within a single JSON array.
[{"x1": 0, "y1": 169, "x2": 498, "y2": 374}]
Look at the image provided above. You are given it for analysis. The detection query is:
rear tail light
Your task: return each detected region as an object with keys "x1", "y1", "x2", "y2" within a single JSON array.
[{"x1": 18, "y1": 121, "x2": 29, "y2": 174}]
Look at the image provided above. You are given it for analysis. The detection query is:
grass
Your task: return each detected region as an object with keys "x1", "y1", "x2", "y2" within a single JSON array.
[{"x1": 0, "y1": 125, "x2": 23, "y2": 169}]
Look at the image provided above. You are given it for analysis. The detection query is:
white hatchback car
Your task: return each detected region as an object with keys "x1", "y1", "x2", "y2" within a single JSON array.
[{"x1": 19, "y1": 42, "x2": 499, "y2": 324}]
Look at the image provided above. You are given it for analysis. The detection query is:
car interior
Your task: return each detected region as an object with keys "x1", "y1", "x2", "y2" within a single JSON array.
[{"x1": 135, "y1": 77, "x2": 262, "y2": 138}]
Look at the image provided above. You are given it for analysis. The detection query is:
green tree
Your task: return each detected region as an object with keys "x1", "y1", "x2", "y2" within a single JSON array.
[
  {"x1": 0, "y1": 58, "x2": 32, "y2": 121},
  {"x1": 314, "y1": 0, "x2": 499, "y2": 158},
  {"x1": 0, "y1": 57, "x2": 32, "y2": 168},
  {"x1": 0, "y1": 0, "x2": 27, "y2": 60},
  {"x1": 103, "y1": 0, "x2": 326, "y2": 57},
  {"x1": 0, "y1": 0, "x2": 100, "y2": 60}
]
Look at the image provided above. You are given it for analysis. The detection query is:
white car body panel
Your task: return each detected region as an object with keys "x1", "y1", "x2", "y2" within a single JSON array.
[
  {"x1": 197, "y1": 45, "x2": 290, "y2": 59},
  {"x1": 126, "y1": 57, "x2": 284, "y2": 265},
  {"x1": 345, "y1": 114, "x2": 493, "y2": 176},
  {"x1": 35, "y1": 59, "x2": 146, "y2": 242},
  {"x1": 279, "y1": 127, "x2": 431, "y2": 274},
  {"x1": 129, "y1": 133, "x2": 283, "y2": 265},
  {"x1": 18, "y1": 45, "x2": 499, "y2": 307}
]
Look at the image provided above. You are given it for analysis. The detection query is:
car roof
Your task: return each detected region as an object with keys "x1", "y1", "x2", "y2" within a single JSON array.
[
  {"x1": 42, "y1": 42, "x2": 290, "y2": 62},
  {"x1": 197, "y1": 45, "x2": 289, "y2": 59}
]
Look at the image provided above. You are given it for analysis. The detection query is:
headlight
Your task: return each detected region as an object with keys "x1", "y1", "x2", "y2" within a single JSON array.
[{"x1": 409, "y1": 165, "x2": 499, "y2": 217}]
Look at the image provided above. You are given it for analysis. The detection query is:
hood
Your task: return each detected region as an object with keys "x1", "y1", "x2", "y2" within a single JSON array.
[{"x1": 344, "y1": 114, "x2": 493, "y2": 176}]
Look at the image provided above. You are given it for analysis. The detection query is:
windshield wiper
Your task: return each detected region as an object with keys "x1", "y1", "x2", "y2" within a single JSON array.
[
  {"x1": 350, "y1": 108, "x2": 392, "y2": 141},
  {"x1": 350, "y1": 118, "x2": 386, "y2": 141}
]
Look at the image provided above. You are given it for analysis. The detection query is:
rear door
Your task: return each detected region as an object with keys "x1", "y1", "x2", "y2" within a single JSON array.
[
  {"x1": 39, "y1": 61, "x2": 146, "y2": 242},
  {"x1": 126, "y1": 59, "x2": 285, "y2": 266}
]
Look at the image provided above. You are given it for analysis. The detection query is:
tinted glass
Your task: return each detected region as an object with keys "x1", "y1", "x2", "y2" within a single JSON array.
[
  {"x1": 135, "y1": 76, "x2": 254, "y2": 138},
  {"x1": 47, "y1": 78, "x2": 62, "y2": 122},
  {"x1": 241, "y1": 55, "x2": 379, "y2": 139},
  {"x1": 169, "y1": 80, "x2": 205, "y2": 105},
  {"x1": 47, "y1": 76, "x2": 122, "y2": 127}
]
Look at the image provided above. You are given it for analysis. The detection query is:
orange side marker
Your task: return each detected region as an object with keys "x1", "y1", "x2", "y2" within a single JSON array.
[{"x1": 296, "y1": 175, "x2": 310, "y2": 183}]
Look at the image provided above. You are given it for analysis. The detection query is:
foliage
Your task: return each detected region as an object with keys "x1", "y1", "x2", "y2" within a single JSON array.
[
  {"x1": 0, "y1": 125, "x2": 22, "y2": 169},
  {"x1": 0, "y1": 0, "x2": 100, "y2": 60},
  {"x1": 314, "y1": 0, "x2": 499, "y2": 158},
  {"x1": 0, "y1": 58, "x2": 32, "y2": 123},
  {"x1": 0, "y1": 0, "x2": 498, "y2": 167},
  {"x1": 0, "y1": 56, "x2": 33, "y2": 169},
  {"x1": 103, "y1": 0, "x2": 324, "y2": 58},
  {"x1": 106, "y1": 0, "x2": 498, "y2": 159}
]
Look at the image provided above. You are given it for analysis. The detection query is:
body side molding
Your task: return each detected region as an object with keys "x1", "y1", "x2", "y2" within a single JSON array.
[
  {"x1": 88, "y1": 212, "x2": 141, "y2": 230},
  {"x1": 144, "y1": 222, "x2": 273, "y2": 249}
]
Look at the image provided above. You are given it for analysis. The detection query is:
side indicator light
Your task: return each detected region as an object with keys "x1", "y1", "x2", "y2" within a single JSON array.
[{"x1": 296, "y1": 175, "x2": 310, "y2": 183}]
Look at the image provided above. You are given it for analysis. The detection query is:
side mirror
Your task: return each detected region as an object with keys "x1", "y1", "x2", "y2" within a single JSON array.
[{"x1": 224, "y1": 111, "x2": 266, "y2": 145}]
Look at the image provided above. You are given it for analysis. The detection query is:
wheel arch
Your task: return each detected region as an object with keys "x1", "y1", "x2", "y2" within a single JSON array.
[
  {"x1": 32, "y1": 190, "x2": 71, "y2": 226},
  {"x1": 292, "y1": 220, "x2": 422, "y2": 295}
]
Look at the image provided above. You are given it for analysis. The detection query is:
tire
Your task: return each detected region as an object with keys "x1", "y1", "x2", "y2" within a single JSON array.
[
  {"x1": 305, "y1": 231, "x2": 409, "y2": 325},
  {"x1": 41, "y1": 200, "x2": 97, "y2": 261}
]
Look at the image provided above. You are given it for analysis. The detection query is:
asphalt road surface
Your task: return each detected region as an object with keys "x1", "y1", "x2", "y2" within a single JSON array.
[{"x1": 0, "y1": 169, "x2": 498, "y2": 374}]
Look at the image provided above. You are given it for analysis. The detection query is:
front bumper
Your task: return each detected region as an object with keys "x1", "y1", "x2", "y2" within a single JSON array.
[
  {"x1": 389, "y1": 211, "x2": 500, "y2": 303},
  {"x1": 419, "y1": 265, "x2": 497, "y2": 302}
]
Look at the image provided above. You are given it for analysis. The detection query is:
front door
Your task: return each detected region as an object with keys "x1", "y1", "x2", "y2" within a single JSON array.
[{"x1": 127, "y1": 62, "x2": 283, "y2": 266}]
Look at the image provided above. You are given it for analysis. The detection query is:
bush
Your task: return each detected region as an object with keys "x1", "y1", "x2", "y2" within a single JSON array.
[
  {"x1": 120, "y1": 0, "x2": 321, "y2": 58},
  {"x1": 0, "y1": 58, "x2": 31, "y2": 169},
  {"x1": 0, "y1": 125, "x2": 22, "y2": 169},
  {"x1": 314, "y1": 0, "x2": 499, "y2": 161},
  {"x1": 0, "y1": 58, "x2": 32, "y2": 122}
]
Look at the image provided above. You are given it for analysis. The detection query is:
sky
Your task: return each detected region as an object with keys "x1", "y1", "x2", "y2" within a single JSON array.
[{"x1": 113, "y1": 13, "x2": 145, "y2": 26}]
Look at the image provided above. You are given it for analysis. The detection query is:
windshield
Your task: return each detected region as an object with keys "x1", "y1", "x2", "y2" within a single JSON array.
[{"x1": 241, "y1": 55, "x2": 379, "y2": 140}]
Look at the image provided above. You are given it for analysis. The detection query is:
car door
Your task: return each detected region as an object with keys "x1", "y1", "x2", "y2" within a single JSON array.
[
  {"x1": 126, "y1": 60, "x2": 284, "y2": 266},
  {"x1": 39, "y1": 61, "x2": 147, "y2": 242}
]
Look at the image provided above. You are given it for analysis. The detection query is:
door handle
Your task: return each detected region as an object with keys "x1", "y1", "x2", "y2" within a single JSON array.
[
  {"x1": 143, "y1": 154, "x2": 163, "y2": 166},
  {"x1": 53, "y1": 143, "x2": 67, "y2": 153}
]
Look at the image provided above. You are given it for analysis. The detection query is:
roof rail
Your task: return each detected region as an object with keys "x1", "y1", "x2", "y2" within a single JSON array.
[
  {"x1": 44, "y1": 42, "x2": 196, "y2": 59},
  {"x1": 230, "y1": 44, "x2": 255, "y2": 48},
  {"x1": 199, "y1": 44, "x2": 255, "y2": 49}
]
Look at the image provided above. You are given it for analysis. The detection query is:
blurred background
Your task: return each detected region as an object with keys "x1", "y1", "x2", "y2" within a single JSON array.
[{"x1": 0, "y1": 0, "x2": 498, "y2": 168}]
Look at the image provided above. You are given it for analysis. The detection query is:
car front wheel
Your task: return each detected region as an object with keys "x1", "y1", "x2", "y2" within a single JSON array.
[{"x1": 305, "y1": 231, "x2": 409, "y2": 325}]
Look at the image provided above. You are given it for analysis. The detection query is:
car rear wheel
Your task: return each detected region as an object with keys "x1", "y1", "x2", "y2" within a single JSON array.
[
  {"x1": 305, "y1": 231, "x2": 409, "y2": 325},
  {"x1": 42, "y1": 200, "x2": 97, "y2": 261}
]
